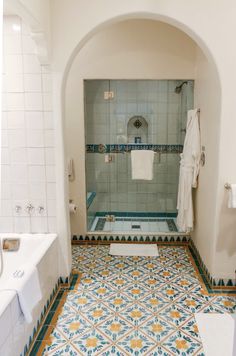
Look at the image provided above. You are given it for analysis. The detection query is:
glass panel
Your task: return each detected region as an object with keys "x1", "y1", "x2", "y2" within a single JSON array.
[{"x1": 85, "y1": 80, "x2": 194, "y2": 233}]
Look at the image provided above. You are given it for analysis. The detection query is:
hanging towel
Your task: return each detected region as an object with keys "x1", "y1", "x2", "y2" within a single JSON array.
[
  {"x1": 228, "y1": 184, "x2": 236, "y2": 208},
  {"x1": 131, "y1": 150, "x2": 154, "y2": 180},
  {"x1": 1, "y1": 264, "x2": 42, "y2": 323},
  {"x1": 177, "y1": 109, "x2": 201, "y2": 231}
]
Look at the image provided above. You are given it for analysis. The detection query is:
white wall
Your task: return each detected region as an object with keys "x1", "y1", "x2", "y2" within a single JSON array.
[
  {"x1": 51, "y1": 0, "x2": 236, "y2": 282},
  {"x1": 65, "y1": 19, "x2": 197, "y2": 234},
  {"x1": 1, "y1": 16, "x2": 56, "y2": 233},
  {"x1": 193, "y1": 48, "x2": 221, "y2": 276}
]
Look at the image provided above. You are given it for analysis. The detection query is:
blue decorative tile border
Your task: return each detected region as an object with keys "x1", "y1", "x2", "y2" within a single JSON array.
[
  {"x1": 86, "y1": 144, "x2": 183, "y2": 154},
  {"x1": 25, "y1": 274, "x2": 73, "y2": 356},
  {"x1": 72, "y1": 234, "x2": 189, "y2": 243},
  {"x1": 189, "y1": 240, "x2": 236, "y2": 291},
  {"x1": 95, "y1": 211, "x2": 177, "y2": 218}
]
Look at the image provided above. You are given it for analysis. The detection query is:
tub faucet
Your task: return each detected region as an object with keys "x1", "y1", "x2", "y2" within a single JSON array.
[{"x1": 26, "y1": 203, "x2": 34, "y2": 214}]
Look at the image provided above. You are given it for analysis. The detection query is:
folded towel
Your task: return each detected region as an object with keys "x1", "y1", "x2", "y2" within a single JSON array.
[
  {"x1": 228, "y1": 184, "x2": 236, "y2": 208},
  {"x1": 1, "y1": 264, "x2": 42, "y2": 323},
  {"x1": 131, "y1": 150, "x2": 154, "y2": 180}
]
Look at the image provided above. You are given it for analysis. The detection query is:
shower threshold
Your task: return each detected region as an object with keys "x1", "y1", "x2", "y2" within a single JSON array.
[{"x1": 90, "y1": 214, "x2": 178, "y2": 233}]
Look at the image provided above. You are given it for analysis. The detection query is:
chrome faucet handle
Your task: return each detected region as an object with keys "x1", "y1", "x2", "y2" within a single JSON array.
[
  {"x1": 38, "y1": 206, "x2": 45, "y2": 214},
  {"x1": 15, "y1": 205, "x2": 22, "y2": 214},
  {"x1": 26, "y1": 203, "x2": 34, "y2": 214}
]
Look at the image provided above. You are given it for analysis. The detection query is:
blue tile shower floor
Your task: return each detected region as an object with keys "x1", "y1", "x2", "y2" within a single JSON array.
[{"x1": 90, "y1": 216, "x2": 178, "y2": 233}]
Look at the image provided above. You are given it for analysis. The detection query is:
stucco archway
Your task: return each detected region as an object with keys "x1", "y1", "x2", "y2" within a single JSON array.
[{"x1": 57, "y1": 12, "x2": 221, "y2": 276}]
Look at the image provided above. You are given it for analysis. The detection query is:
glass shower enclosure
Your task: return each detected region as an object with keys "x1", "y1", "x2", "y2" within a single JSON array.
[{"x1": 84, "y1": 80, "x2": 193, "y2": 233}]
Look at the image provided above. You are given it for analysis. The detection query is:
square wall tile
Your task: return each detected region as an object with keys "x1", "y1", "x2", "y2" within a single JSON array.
[
  {"x1": 27, "y1": 130, "x2": 44, "y2": 147},
  {"x1": 27, "y1": 148, "x2": 45, "y2": 165},
  {"x1": 44, "y1": 111, "x2": 53, "y2": 129},
  {"x1": 4, "y1": 34, "x2": 22, "y2": 55},
  {"x1": 1, "y1": 183, "x2": 12, "y2": 199},
  {"x1": 0, "y1": 217, "x2": 14, "y2": 232},
  {"x1": 1, "y1": 112, "x2": 8, "y2": 129},
  {"x1": 46, "y1": 183, "x2": 56, "y2": 199},
  {"x1": 5, "y1": 73, "x2": 24, "y2": 92},
  {"x1": 13, "y1": 217, "x2": 30, "y2": 233},
  {"x1": 48, "y1": 217, "x2": 57, "y2": 232},
  {"x1": 7, "y1": 93, "x2": 24, "y2": 111},
  {"x1": 42, "y1": 74, "x2": 52, "y2": 92},
  {"x1": 29, "y1": 183, "x2": 46, "y2": 200},
  {"x1": 31, "y1": 217, "x2": 48, "y2": 233},
  {"x1": 46, "y1": 166, "x2": 56, "y2": 182},
  {"x1": 23, "y1": 54, "x2": 41, "y2": 73},
  {"x1": 10, "y1": 147, "x2": 27, "y2": 164},
  {"x1": 7, "y1": 111, "x2": 25, "y2": 129},
  {"x1": 43, "y1": 93, "x2": 52, "y2": 111},
  {"x1": 1, "y1": 148, "x2": 10, "y2": 164},
  {"x1": 11, "y1": 185, "x2": 29, "y2": 200},
  {"x1": 8, "y1": 130, "x2": 26, "y2": 148},
  {"x1": 29, "y1": 166, "x2": 46, "y2": 182},
  {"x1": 0, "y1": 200, "x2": 13, "y2": 217},
  {"x1": 25, "y1": 112, "x2": 43, "y2": 130},
  {"x1": 22, "y1": 35, "x2": 36, "y2": 54},
  {"x1": 1, "y1": 130, "x2": 8, "y2": 147},
  {"x1": 24, "y1": 74, "x2": 42, "y2": 92},
  {"x1": 1, "y1": 165, "x2": 11, "y2": 181},
  {"x1": 45, "y1": 148, "x2": 55, "y2": 165},
  {"x1": 5, "y1": 55, "x2": 23, "y2": 73},
  {"x1": 25, "y1": 93, "x2": 43, "y2": 111},
  {"x1": 44, "y1": 130, "x2": 54, "y2": 147},
  {"x1": 46, "y1": 199, "x2": 57, "y2": 216},
  {"x1": 10, "y1": 165, "x2": 28, "y2": 183}
]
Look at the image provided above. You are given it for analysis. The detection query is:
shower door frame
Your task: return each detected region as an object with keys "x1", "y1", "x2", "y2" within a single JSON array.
[{"x1": 84, "y1": 79, "x2": 194, "y2": 236}]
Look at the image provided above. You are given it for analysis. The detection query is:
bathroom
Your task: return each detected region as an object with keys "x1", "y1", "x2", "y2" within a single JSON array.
[{"x1": 0, "y1": 1, "x2": 236, "y2": 355}]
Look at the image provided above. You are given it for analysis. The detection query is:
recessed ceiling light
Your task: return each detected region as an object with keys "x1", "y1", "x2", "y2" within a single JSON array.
[{"x1": 12, "y1": 24, "x2": 21, "y2": 32}]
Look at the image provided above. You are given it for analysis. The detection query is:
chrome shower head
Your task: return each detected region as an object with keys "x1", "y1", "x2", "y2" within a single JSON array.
[{"x1": 175, "y1": 81, "x2": 188, "y2": 93}]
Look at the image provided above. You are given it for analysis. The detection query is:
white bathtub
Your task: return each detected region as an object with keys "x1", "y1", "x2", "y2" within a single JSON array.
[{"x1": 0, "y1": 234, "x2": 59, "y2": 356}]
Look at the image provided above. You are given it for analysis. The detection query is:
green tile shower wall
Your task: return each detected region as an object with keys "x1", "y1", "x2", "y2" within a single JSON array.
[{"x1": 85, "y1": 80, "x2": 194, "y2": 217}]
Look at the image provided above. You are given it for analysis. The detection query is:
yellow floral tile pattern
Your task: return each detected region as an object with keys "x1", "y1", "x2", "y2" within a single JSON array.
[{"x1": 34, "y1": 245, "x2": 236, "y2": 355}]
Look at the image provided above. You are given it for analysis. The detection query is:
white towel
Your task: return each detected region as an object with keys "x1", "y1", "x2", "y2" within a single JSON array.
[
  {"x1": 228, "y1": 184, "x2": 236, "y2": 208},
  {"x1": 1, "y1": 264, "x2": 42, "y2": 323},
  {"x1": 131, "y1": 150, "x2": 154, "y2": 180}
]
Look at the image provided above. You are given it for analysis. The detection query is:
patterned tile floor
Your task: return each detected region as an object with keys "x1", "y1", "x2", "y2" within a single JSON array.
[{"x1": 34, "y1": 245, "x2": 236, "y2": 355}]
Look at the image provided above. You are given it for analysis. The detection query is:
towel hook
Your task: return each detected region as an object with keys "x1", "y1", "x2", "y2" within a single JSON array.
[{"x1": 224, "y1": 183, "x2": 231, "y2": 190}]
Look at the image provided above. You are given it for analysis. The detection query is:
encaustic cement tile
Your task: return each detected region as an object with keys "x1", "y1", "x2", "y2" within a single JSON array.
[
  {"x1": 71, "y1": 328, "x2": 111, "y2": 355},
  {"x1": 116, "y1": 330, "x2": 156, "y2": 355},
  {"x1": 209, "y1": 295, "x2": 236, "y2": 313},
  {"x1": 38, "y1": 245, "x2": 232, "y2": 355},
  {"x1": 140, "y1": 315, "x2": 176, "y2": 343},
  {"x1": 162, "y1": 330, "x2": 202, "y2": 355}
]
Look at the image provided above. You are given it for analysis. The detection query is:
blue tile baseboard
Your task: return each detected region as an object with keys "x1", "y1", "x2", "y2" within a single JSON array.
[
  {"x1": 72, "y1": 234, "x2": 189, "y2": 243},
  {"x1": 189, "y1": 239, "x2": 236, "y2": 291},
  {"x1": 25, "y1": 274, "x2": 74, "y2": 356},
  {"x1": 86, "y1": 143, "x2": 183, "y2": 154}
]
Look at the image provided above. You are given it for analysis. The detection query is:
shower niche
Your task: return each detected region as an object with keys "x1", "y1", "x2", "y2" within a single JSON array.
[
  {"x1": 84, "y1": 80, "x2": 194, "y2": 233},
  {"x1": 127, "y1": 115, "x2": 148, "y2": 144}
]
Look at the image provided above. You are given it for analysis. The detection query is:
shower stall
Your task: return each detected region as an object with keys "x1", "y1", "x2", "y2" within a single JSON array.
[{"x1": 84, "y1": 80, "x2": 194, "y2": 233}]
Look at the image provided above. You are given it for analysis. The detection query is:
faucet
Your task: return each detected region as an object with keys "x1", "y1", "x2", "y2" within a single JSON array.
[{"x1": 26, "y1": 203, "x2": 34, "y2": 214}]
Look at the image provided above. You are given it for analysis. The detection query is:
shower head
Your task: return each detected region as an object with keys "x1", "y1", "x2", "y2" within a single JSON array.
[{"x1": 175, "y1": 81, "x2": 188, "y2": 93}]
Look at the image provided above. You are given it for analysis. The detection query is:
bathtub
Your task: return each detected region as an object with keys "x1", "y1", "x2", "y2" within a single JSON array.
[{"x1": 0, "y1": 234, "x2": 59, "y2": 356}]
